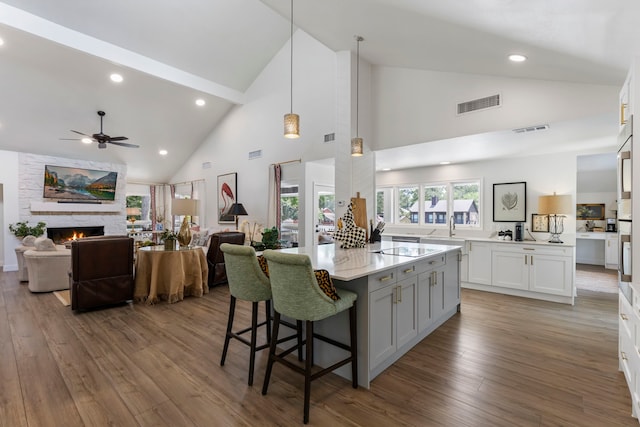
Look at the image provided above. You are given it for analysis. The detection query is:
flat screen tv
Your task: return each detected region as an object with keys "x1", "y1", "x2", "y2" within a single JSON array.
[{"x1": 43, "y1": 165, "x2": 118, "y2": 202}]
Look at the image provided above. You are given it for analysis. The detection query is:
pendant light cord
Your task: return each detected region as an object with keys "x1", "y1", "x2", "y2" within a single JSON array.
[
  {"x1": 290, "y1": 0, "x2": 294, "y2": 115},
  {"x1": 355, "y1": 36, "x2": 360, "y2": 137}
]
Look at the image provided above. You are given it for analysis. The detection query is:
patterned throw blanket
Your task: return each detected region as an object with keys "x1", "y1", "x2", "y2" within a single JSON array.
[{"x1": 333, "y1": 202, "x2": 367, "y2": 248}]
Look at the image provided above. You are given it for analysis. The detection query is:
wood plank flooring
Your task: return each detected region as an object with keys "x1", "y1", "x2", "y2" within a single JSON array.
[{"x1": 0, "y1": 269, "x2": 636, "y2": 426}]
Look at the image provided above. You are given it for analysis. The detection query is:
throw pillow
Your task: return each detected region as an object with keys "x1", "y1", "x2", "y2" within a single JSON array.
[
  {"x1": 257, "y1": 255, "x2": 269, "y2": 278},
  {"x1": 22, "y1": 235, "x2": 37, "y2": 247},
  {"x1": 314, "y1": 269, "x2": 340, "y2": 301},
  {"x1": 34, "y1": 237, "x2": 56, "y2": 251}
]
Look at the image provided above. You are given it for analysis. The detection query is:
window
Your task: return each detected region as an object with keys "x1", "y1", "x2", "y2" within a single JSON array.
[
  {"x1": 280, "y1": 184, "x2": 299, "y2": 245},
  {"x1": 397, "y1": 185, "x2": 419, "y2": 224},
  {"x1": 378, "y1": 179, "x2": 482, "y2": 228}
]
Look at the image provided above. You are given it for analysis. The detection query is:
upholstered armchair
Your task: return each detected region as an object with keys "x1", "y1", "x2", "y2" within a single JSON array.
[
  {"x1": 69, "y1": 236, "x2": 134, "y2": 311},
  {"x1": 206, "y1": 231, "x2": 245, "y2": 287}
]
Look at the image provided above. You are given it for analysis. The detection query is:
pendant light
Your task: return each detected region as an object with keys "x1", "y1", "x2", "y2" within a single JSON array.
[
  {"x1": 284, "y1": 0, "x2": 300, "y2": 138},
  {"x1": 351, "y1": 36, "x2": 364, "y2": 156}
]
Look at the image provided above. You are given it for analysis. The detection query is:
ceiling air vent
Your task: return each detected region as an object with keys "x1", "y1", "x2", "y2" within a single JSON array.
[
  {"x1": 512, "y1": 124, "x2": 550, "y2": 134},
  {"x1": 324, "y1": 133, "x2": 335, "y2": 143},
  {"x1": 457, "y1": 94, "x2": 500, "y2": 115}
]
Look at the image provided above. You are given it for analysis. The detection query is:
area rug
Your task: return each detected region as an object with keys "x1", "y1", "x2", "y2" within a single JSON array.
[{"x1": 53, "y1": 290, "x2": 71, "y2": 306}]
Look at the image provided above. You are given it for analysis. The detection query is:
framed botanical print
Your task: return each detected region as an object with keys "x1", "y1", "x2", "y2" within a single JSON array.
[
  {"x1": 217, "y1": 172, "x2": 237, "y2": 223},
  {"x1": 531, "y1": 213, "x2": 549, "y2": 232},
  {"x1": 493, "y1": 182, "x2": 527, "y2": 222}
]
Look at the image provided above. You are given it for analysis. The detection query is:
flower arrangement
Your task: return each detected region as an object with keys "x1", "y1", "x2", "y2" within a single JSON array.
[
  {"x1": 161, "y1": 230, "x2": 177, "y2": 241},
  {"x1": 250, "y1": 226, "x2": 281, "y2": 251},
  {"x1": 9, "y1": 221, "x2": 46, "y2": 238}
]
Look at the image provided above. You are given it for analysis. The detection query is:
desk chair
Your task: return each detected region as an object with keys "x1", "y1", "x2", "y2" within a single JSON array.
[
  {"x1": 220, "y1": 243, "x2": 302, "y2": 386},
  {"x1": 261, "y1": 250, "x2": 358, "y2": 424}
]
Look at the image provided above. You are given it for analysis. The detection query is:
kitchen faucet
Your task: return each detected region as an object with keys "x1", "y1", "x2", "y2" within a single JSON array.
[{"x1": 449, "y1": 215, "x2": 455, "y2": 237}]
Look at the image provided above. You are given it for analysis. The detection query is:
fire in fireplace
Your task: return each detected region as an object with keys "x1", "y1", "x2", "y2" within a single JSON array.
[{"x1": 47, "y1": 226, "x2": 105, "y2": 244}]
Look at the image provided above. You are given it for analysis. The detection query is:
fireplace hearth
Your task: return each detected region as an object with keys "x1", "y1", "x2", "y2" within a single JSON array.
[{"x1": 47, "y1": 226, "x2": 105, "y2": 244}]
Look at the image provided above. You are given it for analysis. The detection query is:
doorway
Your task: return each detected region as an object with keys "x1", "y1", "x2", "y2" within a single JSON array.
[{"x1": 314, "y1": 184, "x2": 335, "y2": 245}]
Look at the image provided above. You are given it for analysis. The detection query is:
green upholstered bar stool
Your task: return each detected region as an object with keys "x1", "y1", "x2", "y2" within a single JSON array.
[
  {"x1": 220, "y1": 243, "x2": 301, "y2": 386},
  {"x1": 261, "y1": 250, "x2": 358, "y2": 425}
]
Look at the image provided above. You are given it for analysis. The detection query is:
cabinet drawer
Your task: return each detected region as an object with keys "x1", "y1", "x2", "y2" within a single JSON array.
[
  {"x1": 368, "y1": 268, "x2": 397, "y2": 291},
  {"x1": 517, "y1": 245, "x2": 573, "y2": 257},
  {"x1": 397, "y1": 262, "x2": 419, "y2": 280},
  {"x1": 417, "y1": 254, "x2": 446, "y2": 274}
]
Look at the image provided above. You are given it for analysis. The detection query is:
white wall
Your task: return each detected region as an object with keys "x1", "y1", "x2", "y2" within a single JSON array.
[
  {"x1": 372, "y1": 67, "x2": 618, "y2": 150},
  {"x1": 377, "y1": 151, "x2": 583, "y2": 241},
  {"x1": 170, "y1": 30, "x2": 339, "y2": 231},
  {"x1": 0, "y1": 150, "x2": 19, "y2": 270}
]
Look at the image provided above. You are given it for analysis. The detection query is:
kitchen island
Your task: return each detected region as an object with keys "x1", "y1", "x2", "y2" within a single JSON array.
[{"x1": 277, "y1": 241, "x2": 462, "y2": 388}]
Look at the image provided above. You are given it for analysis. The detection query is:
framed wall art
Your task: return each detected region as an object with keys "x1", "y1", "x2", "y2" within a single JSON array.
[
  {"x1": 493, "y1": 181, "x2": 526, "y2": 222},
  {"x1": 217, "y1": 172, "x2": 237, "y2": 223},
  {"x1": 576, "y1": 203, "x2": 605, "y2": 220},
  {"x1": 531, "y1": 213, "x2": 549, "y2": 232}
]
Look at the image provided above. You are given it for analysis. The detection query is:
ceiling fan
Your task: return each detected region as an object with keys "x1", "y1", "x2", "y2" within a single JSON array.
[{"x1": 61, "y1": 110, "x2": 139, "y2": 149}]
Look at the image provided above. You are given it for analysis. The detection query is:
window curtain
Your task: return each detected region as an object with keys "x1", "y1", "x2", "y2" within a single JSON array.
[
  {"x1": 150, "y1": 185, "x2": 156, "y2": 231},
  {"x1": 267, "y1": 164, "x2": 282, "y2": 235},
  {"x1": 170, "y1": 184, "x2": 176, "y2": 232}
]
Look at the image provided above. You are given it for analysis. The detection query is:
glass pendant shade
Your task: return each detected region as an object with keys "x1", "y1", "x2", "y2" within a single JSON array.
[
  {"x1": 284, "y1": 113, "x2": 300, "y2": 138},
  {"x1": 351, "y1": 137, "x2": 363, "y2": 156}
]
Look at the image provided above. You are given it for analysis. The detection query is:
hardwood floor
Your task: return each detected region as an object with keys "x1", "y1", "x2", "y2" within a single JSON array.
[{"x1": 1, "y1": 270, "x2": 636, "y2": 426}]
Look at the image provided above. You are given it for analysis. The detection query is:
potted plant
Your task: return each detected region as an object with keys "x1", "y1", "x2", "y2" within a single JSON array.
[
  {"x1": 9, "y1": 221, "x2": 46, "y2": 239},
  {"x1": 251, "y1": 226, "x2": 281, "y2": 251},
  {"x1": 161, "y1": 230, "x2": 178, "y2": 250}
]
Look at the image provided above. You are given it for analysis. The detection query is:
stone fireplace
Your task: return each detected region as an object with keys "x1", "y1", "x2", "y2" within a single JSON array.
[{"x1": 47, "y1": 226, "x2": 105, "y2": 244}]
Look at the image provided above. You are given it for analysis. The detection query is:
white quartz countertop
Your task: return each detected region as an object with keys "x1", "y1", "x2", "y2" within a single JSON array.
[
  {"x1": 277, "y1": 242, "x2": 460, "y2": 281},
  {"x1": 386, "y1": 232, "x2": 576, "y2": 247}
]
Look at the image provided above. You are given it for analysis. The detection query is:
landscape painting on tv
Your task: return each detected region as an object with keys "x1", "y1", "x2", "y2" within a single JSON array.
[{"x1": 43, "y1": 165, "x2": 118, "y2": 201}]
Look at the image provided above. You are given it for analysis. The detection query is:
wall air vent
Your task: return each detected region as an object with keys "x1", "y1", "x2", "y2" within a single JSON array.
[
  {"x1": 324, "y1": 133, "x2": 335, "y2": 143},
  {"x1": 457, "y1": 94, "x2": 501, "y2": 115},
  {"x1": 512, "y1": 124, "x2": 550, "y2": 134},
  {"x1": 248, "y1": 149, "x2": 262, "y2": 160}
]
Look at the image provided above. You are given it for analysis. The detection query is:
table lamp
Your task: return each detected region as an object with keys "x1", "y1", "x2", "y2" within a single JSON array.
[
  {"x1": 172, "y1": 198, "x2": 199, "y2": 246},
  {"x1": 126, "y1": 207, "x2": 141, "y2": 231},
  {"x1": 538, "y1": 192, "x2": 572, "y2": 243},
  {"x1": 229, "y1": 203, "x2": 248, "y2": 230}
]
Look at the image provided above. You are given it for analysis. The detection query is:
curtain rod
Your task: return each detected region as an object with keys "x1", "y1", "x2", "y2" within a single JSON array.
[{"x1": 270, "y1": 158, "x2": 301, "y2": 166}]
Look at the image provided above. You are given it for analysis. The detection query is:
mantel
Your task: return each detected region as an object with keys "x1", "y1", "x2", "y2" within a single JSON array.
[{"x1": 30, "y1": 201, "x2": 122, "y2": 213}]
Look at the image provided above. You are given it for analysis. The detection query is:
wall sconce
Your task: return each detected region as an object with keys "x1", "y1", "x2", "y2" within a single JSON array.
[{"x1": 538, "y1": 192, "x2": 572, "y2": 243}]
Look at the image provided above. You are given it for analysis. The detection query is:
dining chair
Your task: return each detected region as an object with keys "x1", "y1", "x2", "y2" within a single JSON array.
[
  {"x1": 220, "y1": 243, "x2": 301, "y2": 386},
  {"x1": 261, "y1": 250, "x2": 358, "y2": 424}
]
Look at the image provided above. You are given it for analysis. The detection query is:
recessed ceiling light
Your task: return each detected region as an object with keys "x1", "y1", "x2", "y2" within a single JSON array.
[
  {"x1": 439, "y1": 161, "x2": 451, "y2": 165},
  {"x1": 0, "y1": 38, "x2": 5, "y2": 46},
  {"x1": 110, "y1": 73, "x2": 123, "y2": 83},
  {"x1": 81, "y1": 138, "x2": 92, "y2": 144},
  {"x1": 381, "y1": 168, "x2": 391, "y2": 171},
  {"x1": 159, "y1": 149, "x2": 168, "y2": 156},
  {"x1": 195, "y1": 99, "x2": 206, "y2": 107},
  {"x1": 508, "y1": 54, "x2": 527, "y2": 62}
]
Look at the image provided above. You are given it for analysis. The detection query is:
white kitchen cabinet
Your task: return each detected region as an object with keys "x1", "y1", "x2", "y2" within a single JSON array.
[
  {"x1": 492, "y1": 249, "x2": 529, "y2": 290},
  {"x1": 467, "y1": 241, "x2": 492, "y2": 285},
  {"x1": 606, "y1": 234, "x2": 620, "y2": 270},
  {"x1": 369, "y1": 271, "x2": 418, "y2": 370}
]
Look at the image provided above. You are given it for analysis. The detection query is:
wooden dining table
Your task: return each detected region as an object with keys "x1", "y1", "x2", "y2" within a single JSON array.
[{"x1": 134, "y1": 246, "x2": 208, "y2": 304}]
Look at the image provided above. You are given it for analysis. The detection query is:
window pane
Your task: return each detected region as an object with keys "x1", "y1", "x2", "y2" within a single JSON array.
[
  {"x1": 452, "y1": 181, "x2": 480, "y2": 226},
  {"x1": 398, "y1": 186, "x2": 419, "y2": 224},
  {"x1": 423, "y1": 185, "x2": 447, "y2": 224},
  {"x1": 376, "y1": 188, "x2": 393, "y2": 223},
  {"x1": 280, "y1": 184, "x2": 299, "y2": 245}
]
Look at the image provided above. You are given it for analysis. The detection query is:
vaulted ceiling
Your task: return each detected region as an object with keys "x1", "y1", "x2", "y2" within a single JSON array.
[{"x1": 0, "y1": 0, "x2": 638, "y2": 182}]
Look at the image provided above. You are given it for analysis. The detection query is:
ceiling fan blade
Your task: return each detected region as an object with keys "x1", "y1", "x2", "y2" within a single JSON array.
[
  {"x1": 71, "y1": 130, "x2": 92, "y2": 137},
  {"x1": 108, "y1": 140, "x2": 139, "y2": 148},
  {"x1": 108, "y1": 136, "x2": 129, "y2": 141}
]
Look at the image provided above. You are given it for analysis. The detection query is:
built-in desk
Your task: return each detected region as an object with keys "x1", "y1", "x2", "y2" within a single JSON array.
[
  {"x1": 576, "y1": 232, "x2": 618, "y2": 269},
  {"x1": 276, "y1": 242, "x2": 462, "y2": 388}
]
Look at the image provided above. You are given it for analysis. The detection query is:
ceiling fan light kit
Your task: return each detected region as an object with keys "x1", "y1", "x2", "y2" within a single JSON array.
[{"x1": 63, "y1": 110, "x2": 139, "y2": 149}]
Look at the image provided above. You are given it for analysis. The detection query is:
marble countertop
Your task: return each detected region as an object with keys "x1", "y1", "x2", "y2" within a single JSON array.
[
  {"x1": 278, "y1": 241, "x2": 461, "y2": 281},
  {"x1": 386, "y1": 232, "x2": 576, "y2": 247}
]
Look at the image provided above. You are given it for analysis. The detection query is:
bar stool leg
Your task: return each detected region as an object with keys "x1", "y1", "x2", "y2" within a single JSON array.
[
  {"x1": 220, "y1": 295, "x2": 236, "y2": 366},
  {"x1": 350, "y1": 304, "x2": 358, "y2": 388},
  {"x1": 248, "y1": 301, "x2": 259, "y2": 386},
  {"x1": 262, "y1": 310, "x2": 281, "y2": 395},
  {"x1": 265, "y1": 299, "x2": 272, "y2": 344},
  {"x1": 303, "y1": 320, "x2": 313, "y2": 424}
]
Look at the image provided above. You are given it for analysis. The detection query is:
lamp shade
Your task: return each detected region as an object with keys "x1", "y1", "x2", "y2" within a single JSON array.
[
  {"x1": 538, "y1": 193, "x2": 572, "y2": 215},
  {"x1": 126, "y1": 207, "x2": 141, "y2": 216},
  {"x1": 229, "y1": 203, "x2": 248, "y2": 216},
  {"x1": 284, "y1": 113, "x2": 300, "y2": 138},
  {"x1": 172, "y1": 198, "x2": 198, "y2": 216}
]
